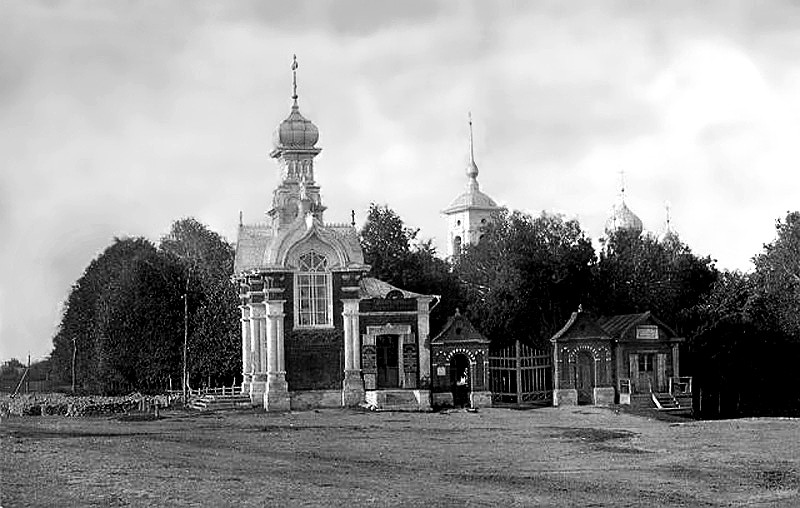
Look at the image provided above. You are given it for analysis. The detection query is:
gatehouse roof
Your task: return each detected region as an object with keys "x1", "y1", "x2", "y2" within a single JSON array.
[{"x1": 431, "y1": 309, "x2": 489, "y2": 344}]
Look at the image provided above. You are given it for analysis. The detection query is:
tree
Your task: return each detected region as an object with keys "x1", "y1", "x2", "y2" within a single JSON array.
[
  {"x1": 96, "y1": 248, "x2": 185, "y2": 392},
  {"x1": 51, "y1": 237, "x2": 157, "y2": 392},
  {"x1": 360, "y1": 203, "x2": 465, "y2": 333},
  {"x1": 159, "y1": 217, "x2": 240, "y2": 388},
  {"x1": 594, "y1": 229, "x2": 717, "y2": 334},
  {"x1": 50, "y1": 218, "x2": 240, "y2": 394},
  {"x1": 455, "y1": 210, "x2": 596, "y2": 347},
  {"x1": 687, "y1": 270, "x2": 800, "y2": 417},
  {"x1": 752, "y1": 211, "x2": 800, "y2": 339},
  {"x1": 360, "y1": 204, "x2": 417, "y2": 284}
]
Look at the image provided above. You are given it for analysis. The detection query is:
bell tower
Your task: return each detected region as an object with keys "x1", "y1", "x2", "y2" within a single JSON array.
[{"x1": 442, "y1": 114, "x2": 501, "y2": 258}]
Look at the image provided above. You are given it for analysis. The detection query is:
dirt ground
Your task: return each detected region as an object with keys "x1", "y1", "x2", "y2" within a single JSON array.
[{"x1": 2, "y1": 406, "x2": 799, "y2": 507}]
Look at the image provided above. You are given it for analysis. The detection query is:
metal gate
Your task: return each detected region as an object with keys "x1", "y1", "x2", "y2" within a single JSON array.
[{"x1": 489, "y1": 340, "x2": 552, "y2": 406}]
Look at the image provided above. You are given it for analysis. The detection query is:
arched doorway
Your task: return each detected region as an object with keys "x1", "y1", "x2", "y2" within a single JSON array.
[
  {"x1": 576, "y1": 350, "x2": 596, "y2": 405},
  {"x1": 450, "y1": 354, "x2": 471, "y2": 407}
]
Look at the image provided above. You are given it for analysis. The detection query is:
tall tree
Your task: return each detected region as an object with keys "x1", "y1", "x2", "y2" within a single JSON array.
[
  {"x1": 594, "y1": 229, "x2": 717, "y2": 333},
  {"x1": 96, "y1": 248, "x2": 185, "y2": 392},
  {"x1": 159, "y1": 217, "x2": 240, "y2": 387},
  {"x1": 455, "y1": 210, "x2": 596, "y2": 347},
  {"x1": 360, "y1": 203, "x2": 464, "y2": 333},
  {"x1": 51, "y1": 237, "x2": 156, "y2": 392},
  {"x1": 752, "y1": 211, "x2": 800, "y2": 339}
]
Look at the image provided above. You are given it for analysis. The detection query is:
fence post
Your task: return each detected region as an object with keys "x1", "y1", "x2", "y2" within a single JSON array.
[{"x1": 515, "y1": 340, "x2": 522, "y2": 406}]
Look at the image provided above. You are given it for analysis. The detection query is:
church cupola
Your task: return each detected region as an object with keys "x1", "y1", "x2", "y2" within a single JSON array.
[
  {"x1": 267, "y1": 56, "x2": 325, "y2": 229},
  {"x1": 658, "y1": 202, "x2": 680, "y2": 245},
  {"x1": 272, "y1": 56, "x2": 319, "y2": 151},
  {"x1": 604, "y1": 173, "x2": 643, "y2": 236}
]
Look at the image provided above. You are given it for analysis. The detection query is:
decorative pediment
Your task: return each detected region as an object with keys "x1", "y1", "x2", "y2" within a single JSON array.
[{"x1": 262, "y1": 213, "x2": 366, "y2": 270}]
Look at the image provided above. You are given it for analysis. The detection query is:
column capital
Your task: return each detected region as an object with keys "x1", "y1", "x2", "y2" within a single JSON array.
[
  {"x1": 416, "y1": 296, "x2": 434, "y2": 313},
  {"x1": 341, "y1": 298, "x2": 360, "y2": 316},
  {"x1": 249, "y1": 304, "x2": 266, "y2": 318},
  {"x1": 266, "y1": 299, "x2": 286, "y2": 317}
]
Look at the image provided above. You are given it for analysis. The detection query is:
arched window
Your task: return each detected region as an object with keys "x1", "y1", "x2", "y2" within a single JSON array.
[
  {"x1": 295, "y1": 251, "x2": 332, "y2": 328},
  {"x1": 453, "y1": 236, "x2": 462, "y2": 257}
]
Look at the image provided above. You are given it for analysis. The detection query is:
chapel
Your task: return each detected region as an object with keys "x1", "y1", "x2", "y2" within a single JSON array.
[{"x1": 233, "y1": 58, "x2": 437, "y2": 411}]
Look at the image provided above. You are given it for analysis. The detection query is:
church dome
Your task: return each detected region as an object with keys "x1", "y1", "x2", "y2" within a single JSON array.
[
  {"x1": 273, "y1": 103, "x2": 319, "y2": 149},
  {"x1": 446, "y1": 187, "x2": 498, "y2": 211},
  {"x1": 605, "y1": 200, "x2": 643, "y2": 235}
]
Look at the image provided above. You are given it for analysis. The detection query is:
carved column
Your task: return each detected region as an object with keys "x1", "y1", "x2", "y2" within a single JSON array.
[
  {"x1": 248, "y1": 302, "x2": 267, "y2": 404},
  {"x1": 240, "y1": 305, "x2": 252, "y2": 394},
  {"x1": 672, "y1": 343, "x2": 680, "y2": 379},
  {"x1": 264, "y1": 300, "x2": 290, "y2": 411},
  {"x1": 416, "y1": 297, "x2": 433, "y2": 390},
  {"x1": 341, "y1": 299, "x2": 364, "y2": 406}
]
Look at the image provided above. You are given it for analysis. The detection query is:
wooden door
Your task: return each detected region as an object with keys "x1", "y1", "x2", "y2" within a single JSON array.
[
  {"x1": 376, "y1": 335, "x2": 399, "y2": 388},
  {"x1": 576, "y1": 351, "x2": 595, "y2": 404},
  {"x1": 637, "y1": 353, "x2": 656, "y2": 393}
]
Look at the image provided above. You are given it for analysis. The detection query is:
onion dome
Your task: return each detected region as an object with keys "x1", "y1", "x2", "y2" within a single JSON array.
[
  {"x1": 658, "y1": 203, "x2": 680, "y2": 244},
  {"x1": 605, "y1": 200, "x2": 643, "y2": 235},
  {"x1": 272, "y1": 103, "x2": 319, "y2": 149},
  {"x1": 272, "y1": 55, "x2": 319, "y2": 150}
]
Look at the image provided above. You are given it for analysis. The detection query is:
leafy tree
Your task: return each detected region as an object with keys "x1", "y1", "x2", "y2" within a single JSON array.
[
  {"x1": 752, "y1": 211, "x2": 800, "y2": 339},
  {"x1": 360, "y1": 204, "x2": 418, "y2": 284},
  {"x1": 594, "y1": 229, "x2": 717, "y2": 334},
  {"x1": 50, "y1": 218, "x2": 240, "y2": 394},
  {"x1": 51, "y1": 237, "x2": 156, "y2": 392},
  {"x1": 360, "y1": 203, "x2": 464, "y2": 333},
  {"x1": 96, "y1": 248, "x2": 185, "y2": 392},
  {"x1": 688, "y1": 270, "x2": 800, "y2": 417},
  {"x1": 159, "y1": 217, "x2": 240, "y2": 387},
  {"x1": 455, "y1": 210, "x2": 596, "y2": 347}
]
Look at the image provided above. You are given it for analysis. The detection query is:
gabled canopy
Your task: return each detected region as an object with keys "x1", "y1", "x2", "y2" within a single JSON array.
[
  {"x1": 550, "y1": 311, "x2": 612, "y2": 343},
  {"x1": 431, "y1": 309, "x2": 489, "y2": 345}
]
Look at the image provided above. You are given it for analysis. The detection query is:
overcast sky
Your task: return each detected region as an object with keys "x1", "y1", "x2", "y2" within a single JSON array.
[{"x1": 4, "y1": 1, "x2": 800, "y2": 361}]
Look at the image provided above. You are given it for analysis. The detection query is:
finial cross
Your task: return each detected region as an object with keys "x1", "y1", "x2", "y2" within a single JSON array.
[{"x1": 291, "y1": 54, "x2": 299, "y2": 102}]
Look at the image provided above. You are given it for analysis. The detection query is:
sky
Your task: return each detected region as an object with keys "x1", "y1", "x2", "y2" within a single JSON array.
[{"x1": 3, "y1": 0, "x2": 800, "y2": 361}]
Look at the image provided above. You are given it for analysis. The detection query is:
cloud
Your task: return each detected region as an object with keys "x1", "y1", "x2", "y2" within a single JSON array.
[{"x1": 4, "y1": 1, "x2": 800, "y2": 361}]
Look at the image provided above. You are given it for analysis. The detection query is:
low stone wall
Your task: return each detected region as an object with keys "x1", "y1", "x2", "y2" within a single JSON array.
[{"x1": 0, "y1": 393, "x2": 180, "y2": 418}]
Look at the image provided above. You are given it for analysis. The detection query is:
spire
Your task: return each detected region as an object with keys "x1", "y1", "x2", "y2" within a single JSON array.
[
  {"x1": 466, "y1": 112, "x2": 479, "y2": 189},
  {"x1": 618, "y1": 169, "x2": 627, "y2": 202},
  {"x1": 291, "y1": 54, "x2": 299, "y2": 107},
  {"x1": 665, "y1": 201, "x2": 672, "y2": 231}
]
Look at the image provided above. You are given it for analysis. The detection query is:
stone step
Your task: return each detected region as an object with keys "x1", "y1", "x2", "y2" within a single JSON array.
[{"x1": 189, "y1": 394, "x2": 254, "y2": 411}]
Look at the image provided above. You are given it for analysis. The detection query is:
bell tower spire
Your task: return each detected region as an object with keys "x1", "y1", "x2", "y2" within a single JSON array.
[
  {"x1": 442, "y1": 112, "x2": 501, "y2": 259},
  {"x1": 466, "y1": 112, "x2": 479, "y2": 190}
]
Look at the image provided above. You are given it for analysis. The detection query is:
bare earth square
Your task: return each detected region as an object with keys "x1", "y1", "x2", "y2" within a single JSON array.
[{"x1": 2, "y1": 406, "x2": 799, "y2": 507}]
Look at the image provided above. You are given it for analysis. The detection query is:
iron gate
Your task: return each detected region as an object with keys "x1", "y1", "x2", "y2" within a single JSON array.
[{"x1": 489, "y1": 340, "x2": 552, "y2": 406}]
